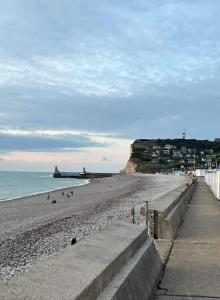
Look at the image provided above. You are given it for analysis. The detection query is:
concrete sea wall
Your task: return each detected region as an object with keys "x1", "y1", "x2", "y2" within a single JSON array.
[
  {"x1": 146, "y1": 178, "x2": 197, "y2": 240},
  {"x1": 0, "y1": 223, "x2": 162, "y2": 300},
  {"x1": 0, "y1": 178, "x2": 197, "y2": 300}
]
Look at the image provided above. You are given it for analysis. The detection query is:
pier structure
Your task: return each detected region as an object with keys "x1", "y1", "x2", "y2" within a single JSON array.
[{"x1": 53, "y1": 166, "x2": 116, "y2": 179}]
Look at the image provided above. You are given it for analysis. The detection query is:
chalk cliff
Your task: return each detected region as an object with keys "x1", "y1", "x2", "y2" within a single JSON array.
[
  {"x1": 124, "y1": 138, "x2": 220, "y2": 174},
  {"x1": 124, "y1": 160, "x2": 138, "y2": 174}
]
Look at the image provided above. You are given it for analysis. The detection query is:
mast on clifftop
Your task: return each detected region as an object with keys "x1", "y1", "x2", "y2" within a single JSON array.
[{"x1": 182, "y1": 129, "x2": 186, "y2": 140}]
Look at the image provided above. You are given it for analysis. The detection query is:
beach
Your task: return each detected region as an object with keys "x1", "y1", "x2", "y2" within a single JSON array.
[{"x1": 0, "y1": 174, "x2": 185, "y2": 281}]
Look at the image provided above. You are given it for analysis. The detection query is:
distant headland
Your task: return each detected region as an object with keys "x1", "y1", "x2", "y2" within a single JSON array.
[{"x1": 124, "y1": 138, "x2": 220, "y2": 174}]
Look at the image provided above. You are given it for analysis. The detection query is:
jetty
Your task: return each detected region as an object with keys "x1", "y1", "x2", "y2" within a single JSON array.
[
  {"x1": 2, "y1": 172, "x2": 220, "y2": 299},
  {"x1": 53, "y1": 166, "x2": 117, "y2": 179}
]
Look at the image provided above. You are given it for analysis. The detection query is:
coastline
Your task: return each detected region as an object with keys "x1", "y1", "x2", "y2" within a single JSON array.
[
  {"x1": 0, "y1": 179, "x2": 90, "y2": 203},
  {"x1": 0, "y1": 174, "x2": 185, "y2": 281}
]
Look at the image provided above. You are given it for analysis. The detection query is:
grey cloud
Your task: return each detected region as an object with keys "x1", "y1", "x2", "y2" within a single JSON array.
[
  {"x1": 1, "y1": 0, "x2": 220, "y2": 92},
  {"x1": 0, "y1": 0, "x2": 220, "y2": 144},
  {"x1": 1, "y1": 79, "x2": 220, "y2": 141},
  {"x1": 0, "y1": 133, "x2": 105, "y2": 153}
]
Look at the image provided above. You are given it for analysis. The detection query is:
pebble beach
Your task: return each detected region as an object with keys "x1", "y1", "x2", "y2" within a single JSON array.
[{"x1": 0, "y1": 174, "x2": 185, "y2": 281}]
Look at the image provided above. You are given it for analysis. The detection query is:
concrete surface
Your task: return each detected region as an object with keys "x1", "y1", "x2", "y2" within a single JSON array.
[
  {"x1": 155, "y1": 296, "x2": 220, "y2": 300},
  {"x1": 148, "y1": 184, "x2": 188, "y2": 216},
  {"x1": 154, "y1": 240, "x2": 173, "y2": 266},
  {"x1": 153, "y1": 180, "x2": 220, "y2": 299},
  {"x1": 0, "y1": 222, "x2": 148, "y2": 300},
  {"x1": 146, "y1": 180, "x2": 196, "y2": 240},
  {"x1": 97, "y1": 240, "x2": 162, "y2": 300}
]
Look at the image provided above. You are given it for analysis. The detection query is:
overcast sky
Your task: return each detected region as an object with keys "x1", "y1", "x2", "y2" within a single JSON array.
[{"x1": 0, "y1": 0, "x2": 220, "y2": 171}]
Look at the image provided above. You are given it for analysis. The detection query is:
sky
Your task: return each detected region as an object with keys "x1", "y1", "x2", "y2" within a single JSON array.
[{"x1": 0, "y1": 0, "x2": 220, "y2": 172}]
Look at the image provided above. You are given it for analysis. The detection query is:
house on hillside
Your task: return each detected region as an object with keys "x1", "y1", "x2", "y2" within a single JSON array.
[
  {"x1": 153, "y1": 145, "x2": 161, "y2": 150},
  {"x1": 163, "y1": 149, "x2": 170, "y2": 155},
  {"x1": 152, "y1": 152, "x2": 158, "y2": 157},
  {"x1": 164, "y1": 144, "x2": 176, "y2": 150},
  {"x1": 179, "y1": 159, "x2": 186, "y2": 164},
  {"x1": 173, "y1": 150, "x2": 182, "y2": 158},
  {"x1": 181, "y1": 146, "x2": 188, "y2": 154},
  {"x1": 187, "y1": 158, "x2": 195, "y2": 164}
]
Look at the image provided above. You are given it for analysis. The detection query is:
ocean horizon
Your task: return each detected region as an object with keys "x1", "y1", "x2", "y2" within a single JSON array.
[{"x1": 0, "y1": 171, "x2": 89, "y2": 202}]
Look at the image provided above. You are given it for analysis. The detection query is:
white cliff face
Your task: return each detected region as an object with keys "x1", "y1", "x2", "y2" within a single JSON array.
[
  {"x1": 124, "y1": 160, "x2": 138, "y2": 174},
  {"x1": 123, "y1": 144, "x2": 138, "y2": 174}
]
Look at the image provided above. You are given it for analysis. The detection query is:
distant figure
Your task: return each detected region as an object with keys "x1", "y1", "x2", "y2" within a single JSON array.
[
  {"x1": 71, "y1": 191, "x2": 73, "y2": 195},
  {"x1": 47, "y1": 194, "x2": 50, "y2": 200},
  {"x1": 71, "y1": 237, "x2": 77, "y2": 245},
  {"x1": 51, "y1": 199, "x2": 57, "y2": 204},
  {"x1": 62, "y1": 192, "x2": 64, "y2": 196},
  {"x1": 66, "y1": 193, "x2": 70, "y2": 198},
  {"x1": 131, "y1": 207, "x2": 135, "y2": 224}
]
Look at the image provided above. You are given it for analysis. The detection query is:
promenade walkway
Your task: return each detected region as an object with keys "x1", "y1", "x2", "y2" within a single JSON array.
[{"x1": 153, "y1": 180, "x2": 220, "y2": 300}]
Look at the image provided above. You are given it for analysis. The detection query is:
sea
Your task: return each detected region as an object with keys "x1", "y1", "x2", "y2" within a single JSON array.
[{"x1": 0, "y1": 171, "x2": 88, "y2": 202}]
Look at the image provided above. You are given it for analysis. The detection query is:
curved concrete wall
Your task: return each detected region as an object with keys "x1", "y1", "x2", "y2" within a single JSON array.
[
  {"x1": 0, "y1": 223, "x2": 162, "y2": 300},
  {"x1": 98, "y1": 240, "x2": 162, "y2": 300}
]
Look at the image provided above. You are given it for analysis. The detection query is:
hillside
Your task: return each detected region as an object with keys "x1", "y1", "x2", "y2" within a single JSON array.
[{"x1": 124, "y1": 138, "x2": 220, "y2": 174}]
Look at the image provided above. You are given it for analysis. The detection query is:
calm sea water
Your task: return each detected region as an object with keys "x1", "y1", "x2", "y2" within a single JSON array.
[{"x1": 0, "y1": 171, "x2": 88, "y2": 202}]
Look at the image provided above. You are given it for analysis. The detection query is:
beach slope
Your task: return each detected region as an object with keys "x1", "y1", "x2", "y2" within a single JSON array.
[{"x1": 0, "y1": 174, "x2": 185, "y2": 281}]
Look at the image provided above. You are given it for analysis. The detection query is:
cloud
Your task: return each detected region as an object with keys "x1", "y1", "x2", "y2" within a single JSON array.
[
  {"x1": 1, "y1": 0, "x2": 220, "y2": 97},
  {"x1": 0, "y1": 131, "x2": 106, "y2": 153},
  {"x1": 0, "y1": 0, "x2": 220, "y2": 151}
]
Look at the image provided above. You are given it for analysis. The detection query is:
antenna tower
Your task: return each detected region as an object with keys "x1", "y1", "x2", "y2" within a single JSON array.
[{"x1": 182, "y1": 129, "x2": 186, "y2": 140}]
